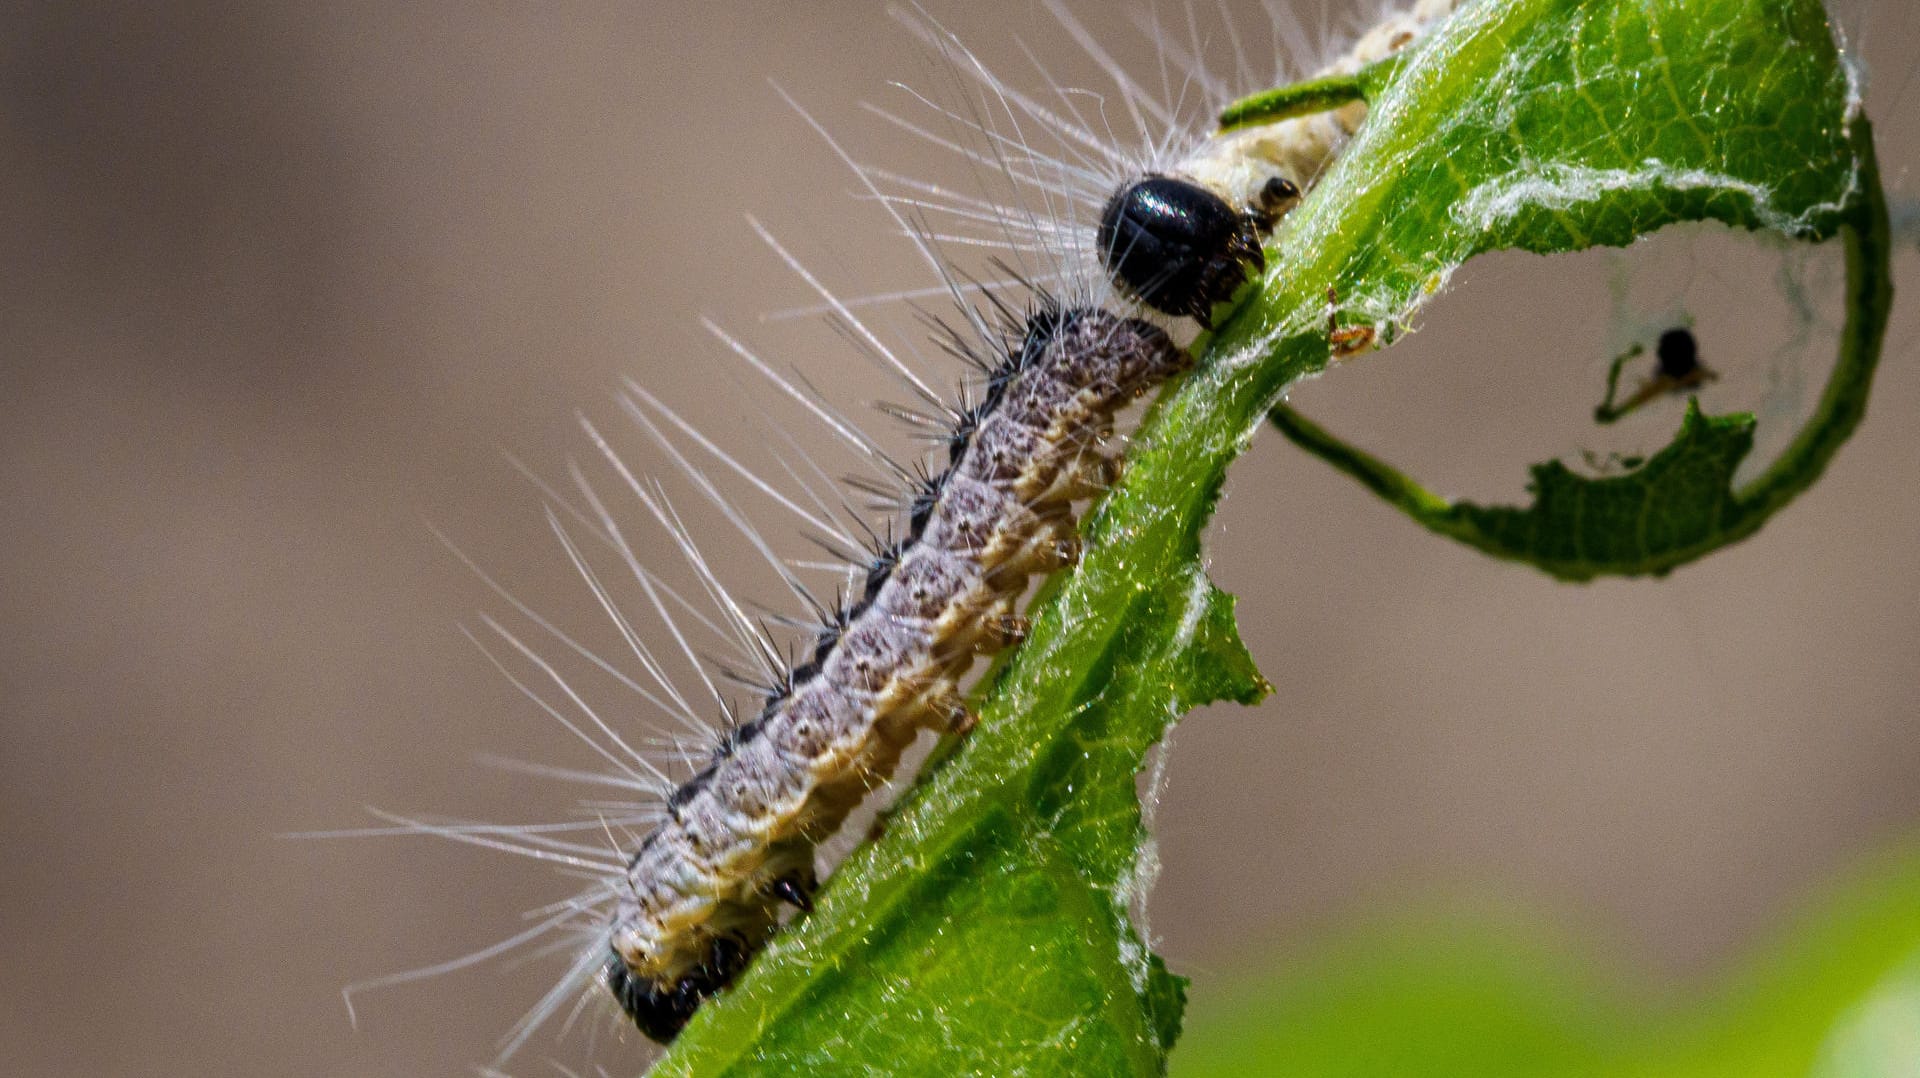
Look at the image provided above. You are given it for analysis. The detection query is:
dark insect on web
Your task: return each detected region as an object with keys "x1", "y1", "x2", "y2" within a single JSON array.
[
  {"x1": 1594, "y1": 326, "x2": 1717, "y2": 424},
  {"x1": 1655, "y1": 327, "x2": 1701, "y2": 380}
]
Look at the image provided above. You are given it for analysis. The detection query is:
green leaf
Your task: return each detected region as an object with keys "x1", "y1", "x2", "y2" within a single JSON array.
[
  {"x1": 657, "y1": 561, "x2": 1267, "y2": 1077},
  {"x1": 1170, "y1": 842, "x2": 1920, "y2": 1078},
  {"x1": 653, "y1": 0, "x2": 1876, "y2": 1072},
  {"x1": 1271, "y1": 398, "x2": 1756, "y2": 580},
  {"x1": 1267, "y1": 127, "x2": 1889, "y2": 581},
  {"x1": 1257, "y1": 0, "x2": 1892, "y2": 582}
]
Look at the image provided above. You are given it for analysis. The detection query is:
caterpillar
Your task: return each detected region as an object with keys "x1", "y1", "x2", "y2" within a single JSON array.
[
  {"x1": 607, "y1": 2, "x2": 1465, "y2": 1036},
  {"x1": 338, "y1": 0, "x2": 1469, "y2": 1065}
]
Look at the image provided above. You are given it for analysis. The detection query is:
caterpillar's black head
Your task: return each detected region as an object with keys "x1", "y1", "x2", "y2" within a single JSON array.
[
  {"x1": 1097, "y1": 174, "x2": 1268, "y2": 326},
  {"x1": 605, "y1": 934, "x2": 753, "y2": 1044}
]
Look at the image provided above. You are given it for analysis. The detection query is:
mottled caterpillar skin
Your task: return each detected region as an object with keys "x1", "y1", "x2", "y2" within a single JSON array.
[{"x1": 607, "y1": 304, "x2": 1190, "y2": 1040}]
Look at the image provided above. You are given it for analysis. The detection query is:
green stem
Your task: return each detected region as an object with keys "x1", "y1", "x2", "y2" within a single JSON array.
[{"x1": 1734, "y1": 120, "x2": 1893, "y2": 512}]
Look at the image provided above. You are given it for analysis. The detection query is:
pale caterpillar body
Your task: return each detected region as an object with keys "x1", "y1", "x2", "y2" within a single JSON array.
[{"x1": 338, "y1": 0, "x2": 1468, "y2": 1063}]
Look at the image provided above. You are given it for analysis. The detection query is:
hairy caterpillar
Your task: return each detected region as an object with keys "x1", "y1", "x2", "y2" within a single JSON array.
[
  {"x1": 333, "y1": 0, "x2": 1474, "y2": 1064},
  {"x1": 605, "y1": 0, "x2": 1469, "y2": 1035}
]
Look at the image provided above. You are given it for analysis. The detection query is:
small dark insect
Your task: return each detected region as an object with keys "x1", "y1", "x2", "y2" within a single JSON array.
[
  {"x1": 1594, "y1": 326, "x2": 1717, "y2": 424},
  {"x1": 1098, "y1": 174, "x2": 1298, "y2": 325},
  {"x1": 1656, "y1": 327, "x2": 1700, "y2": 379}
]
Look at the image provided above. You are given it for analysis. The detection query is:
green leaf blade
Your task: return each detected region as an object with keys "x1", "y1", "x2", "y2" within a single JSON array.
[{"x1": 653, "y1": 0, "x2": 1877, "y2": 1071}]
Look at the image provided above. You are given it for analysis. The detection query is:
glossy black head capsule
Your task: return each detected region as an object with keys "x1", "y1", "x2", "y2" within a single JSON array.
[
  {"x1": 1097, "y1": 174, "x2": 1278, "y2": 326},
  {"x1": 1656, "y1": 327, "x2": 1699, "y2": 379},
  {"x1": 605, "y1": 934, "x2": 753, "y2": 1044}
]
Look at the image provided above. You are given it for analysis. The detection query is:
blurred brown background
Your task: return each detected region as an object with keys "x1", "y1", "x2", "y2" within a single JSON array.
[{"x1": 2, "y1": 2, "x2": 1916, "y2": 1075}]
